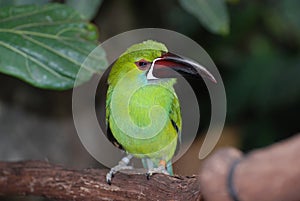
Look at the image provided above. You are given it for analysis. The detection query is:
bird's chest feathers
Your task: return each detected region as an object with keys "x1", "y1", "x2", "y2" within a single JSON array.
[{"x1": 109, "y1": 70, "x2": 175, "y2": 138}]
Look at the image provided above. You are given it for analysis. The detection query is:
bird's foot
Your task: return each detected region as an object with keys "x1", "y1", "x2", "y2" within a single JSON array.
[
  {"x1": 146, "y1": 160, "x2": 169, "y2": 180},
  {"x1": 106, "y1": 155, "x2": 133, "y2": 185}
]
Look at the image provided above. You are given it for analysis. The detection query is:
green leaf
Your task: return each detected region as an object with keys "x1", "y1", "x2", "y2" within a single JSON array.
[
  {"x1": 66, "y1": 0, "x2": 103, "y2": 20},
  {"x1": 0, "y1": 3, "x2": 107, "y2": 90},
  {"x1": 179, "y1": 0, "x2": 230, "y2": 35}
]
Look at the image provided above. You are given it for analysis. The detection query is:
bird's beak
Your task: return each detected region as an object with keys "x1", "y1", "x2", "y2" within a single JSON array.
[{"x1": 146, "y1": 52, "x2": 217, "y2": 83}]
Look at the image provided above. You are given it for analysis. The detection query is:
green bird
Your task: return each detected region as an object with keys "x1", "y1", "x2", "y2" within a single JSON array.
[{"x1": 102, "y1": 40, "x2": 216, "y2": 184}]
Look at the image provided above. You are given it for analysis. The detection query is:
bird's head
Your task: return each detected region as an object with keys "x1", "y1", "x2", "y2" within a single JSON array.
[{"x1": 108, "y1": 40, "x2": 216, "y2": 85}]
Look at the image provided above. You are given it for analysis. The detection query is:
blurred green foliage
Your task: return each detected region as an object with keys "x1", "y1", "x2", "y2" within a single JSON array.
[
  {"x1": 179, "y1": 0, "x2": 229, "y2": 35},
  {"x1": 211, "y1": 0, "x2": 300, "y2": 150},
  {"x1": 0, "y1": 0, "x2": 50, "y2": 6},
  {"x1": 66, "y1": 0, "x2": 103, "y2": 20}
]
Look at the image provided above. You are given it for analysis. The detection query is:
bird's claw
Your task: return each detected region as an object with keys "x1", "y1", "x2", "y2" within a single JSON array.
[
  {"x1": 106, "y1": 155, "x2": 133, "y2": 185},
  {"x1": 146, "y1": 165, "x2": 169, "y2": 180},
  {"x1": 106, "y1": 164, "x2": 133, "y2": 184}
]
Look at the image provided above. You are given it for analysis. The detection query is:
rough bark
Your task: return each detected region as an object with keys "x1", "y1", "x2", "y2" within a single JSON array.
[{"x1": 0, "y1": 161, "x2": 202, "y2": 201}]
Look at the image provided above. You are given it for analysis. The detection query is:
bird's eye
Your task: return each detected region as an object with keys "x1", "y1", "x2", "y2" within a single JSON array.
[
  {"x1": 139, "y1": 62, "x2": 147, "y2": 67},
  {"x1": 135, "y1": 59, "x2": 150, "y2": 70}
]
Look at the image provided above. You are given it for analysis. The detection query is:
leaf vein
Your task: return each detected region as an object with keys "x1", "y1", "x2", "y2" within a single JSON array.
[
  {"x1": 23, "y1": 35, "x2": 95, "y2": 73},
  {"x1": 0, "y1": 41, "x2": 72, "y2": 81},
  {"x1": 12, "y1": 20, "x2": 85, "y2": 30}
]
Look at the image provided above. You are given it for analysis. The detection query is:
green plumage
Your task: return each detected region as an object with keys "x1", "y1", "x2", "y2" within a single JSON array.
[{"x1": 106, "y1": 40, "x2": 182, "y2": 171}]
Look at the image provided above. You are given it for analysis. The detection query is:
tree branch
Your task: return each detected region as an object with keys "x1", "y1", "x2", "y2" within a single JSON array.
[{"x1": 0, "y1": 161, "x2": 202, "y2": 201}]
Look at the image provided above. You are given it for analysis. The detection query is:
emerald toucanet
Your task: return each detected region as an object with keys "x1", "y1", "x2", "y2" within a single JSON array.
[{"x1": 103, "y1": 40, "x2": 216, "y2": 184}]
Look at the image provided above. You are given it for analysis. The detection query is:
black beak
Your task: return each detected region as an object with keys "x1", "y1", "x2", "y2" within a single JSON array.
[{"x1": 147, "y1": 52, "x2": 217, "y2": 83}]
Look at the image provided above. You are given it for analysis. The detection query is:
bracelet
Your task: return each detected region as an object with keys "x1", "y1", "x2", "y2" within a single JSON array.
[{"x1": 227, "y1": 158, "x2": 241, "y2": 201}]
